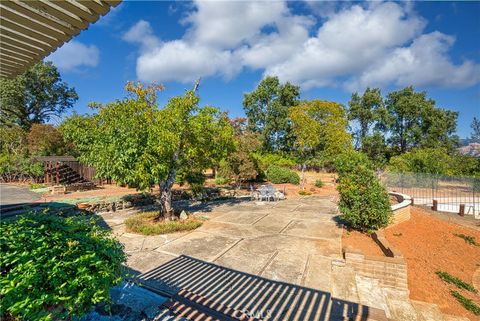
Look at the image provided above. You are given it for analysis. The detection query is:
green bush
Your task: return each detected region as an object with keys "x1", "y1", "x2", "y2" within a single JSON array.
[
  {"x1": 334, "y1": 150, "x2": 373, "y2": 175},
  {"x1": 255, "y1": 153, "x2": 296, "y2": 171},
  {"x1": 214, "y1": 176, "x2": 230, "y2": 185},
  {"x1": 336, "y1": 153, "x2": 392, "y2": 231},
  {"x1": 314, "y1": 179, "x2": 324, "y2": 188},
  {"x1": 266, "y1": 166, "x2": 300, "y2": 184},
  {"x1": 0, "y1": 212, "x2": 126, "y2": 320}
]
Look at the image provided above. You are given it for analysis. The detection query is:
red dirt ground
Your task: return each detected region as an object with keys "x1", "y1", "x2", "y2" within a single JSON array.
[
  {"x1": 342, "y1": 229, "x2": 386, "y2": 257},
  {"x1": 385, "y1": 207, "x2": 480, "y2": 320}
]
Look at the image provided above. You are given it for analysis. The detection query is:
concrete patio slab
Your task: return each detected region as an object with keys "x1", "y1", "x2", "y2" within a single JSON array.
[
  {"x1": 302, "y1": 255, "x2": 333, "y2": 292},
  {"x1": 212, "y1": 210, "x2": 270, "y2": 225},
  {"x1": 282, "y1": 219, "x2": 342, "y2": 241},
  {"x1": 155, "y1": 231, "x2": 241, "y2": 262},
  {"x1": 253, "y1": 214, "x2": 294, "y2": 234},
  {"x1": 261, "y1": 250, "x2": 308, "y2": 285},
  {"x1": 127, "y1": 250, "x2": 178, "y2": 274},
  {"x1": 197, "y1": 220, "x2": 268, "y2": 239}
]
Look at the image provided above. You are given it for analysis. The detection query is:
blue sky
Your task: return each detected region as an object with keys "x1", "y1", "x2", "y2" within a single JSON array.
[{"x1": 47, "y1": 1, "x2": 480, "y2": 138}]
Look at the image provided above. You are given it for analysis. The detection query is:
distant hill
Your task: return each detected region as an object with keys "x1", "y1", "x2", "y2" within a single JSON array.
[
  {"x1": 460, "y1": 138, "x2": 475, "y2": 146},
  {"x1": 458, "y1": 142, "x2": 480, "y2": 157}
]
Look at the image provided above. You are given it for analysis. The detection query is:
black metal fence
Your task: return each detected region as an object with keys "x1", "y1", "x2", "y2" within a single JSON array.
[{"x1": 379, "y1": 171, "x2": 479, "y2": 218}]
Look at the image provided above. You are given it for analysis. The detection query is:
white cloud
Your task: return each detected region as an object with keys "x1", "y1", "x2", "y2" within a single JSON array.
[
  {"x1": 46, "y1": 40, "x2": 99, "y2": 72},
  {"x1": 123, "y1": 1, "x2": 480, "y2": 90}
]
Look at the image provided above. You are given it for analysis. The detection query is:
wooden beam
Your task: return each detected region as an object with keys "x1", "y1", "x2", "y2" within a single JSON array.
[
  {"x1": 0, "y1": 28, "x2": 50, "y2": 51},
  {"x1": 81, "y1": 0, "x2": 109, "y2": 15},
  {"x1": 0, "y1": 52, "x2": 31, "y2": 64},
  {"x1": 0, "y1": 4, "x2": 69, "y2": 41},
  {"x1": 0, "y1": 34, "x2": 45, "y2": 55},
  {"x1": 0, "y1": 17, "x2": 61, "y2": 47},
  {"x1": 2, "y1": 1, "x2": 76, "y2": 35},
  {"x1": 26, "y1": 0, "x2": 88, "y2": 30},
  {"x1": 0, "y1": 43, "x2": 39, "y2": 60},
  {"x1": 54, "y1": 1, "x2": 99, "y2": 23},
  {"x1": 0, "y1": 64, "x2": 18, "y2": 73}
]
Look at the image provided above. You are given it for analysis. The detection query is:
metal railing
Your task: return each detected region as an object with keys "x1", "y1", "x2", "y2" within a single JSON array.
[{"x1": 379, "y1": 171, "x2": 479, "y2": 219}]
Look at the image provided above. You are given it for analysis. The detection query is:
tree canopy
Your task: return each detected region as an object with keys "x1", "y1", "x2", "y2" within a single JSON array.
[
  {"x1": 243, "y1": 76, "x2": 300, "y2": 152},
  {"x1": 61, "y1": 83, "x2": 233, "y2": 217},
  {"x1": 0, "y1": 62, "x2": 78, "y2": 130}
]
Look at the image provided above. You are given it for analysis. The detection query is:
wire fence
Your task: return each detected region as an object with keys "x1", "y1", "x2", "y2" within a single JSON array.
[{"x1": 379, "y1": 171, "x2": 480, "y2": 219}]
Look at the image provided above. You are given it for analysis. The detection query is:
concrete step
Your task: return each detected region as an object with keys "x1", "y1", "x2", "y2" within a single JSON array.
[
  {"x1": 331, "y1": 263, "x2": 359, "y2": 302},
  {"x1": 382, "y1": 288, "x2": 419, "y2": 321},
  {"x1": 411, "y1": 300, "x2": 444, "y2": 321}
]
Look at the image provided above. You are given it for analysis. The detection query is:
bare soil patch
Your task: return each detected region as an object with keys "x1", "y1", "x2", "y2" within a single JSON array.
[
  {"x1": 342, "y1": 229, "x2": 386, "y2": 257},
  {"x1": 385, "y1": 207, "x2": 480, "y2": 320}
]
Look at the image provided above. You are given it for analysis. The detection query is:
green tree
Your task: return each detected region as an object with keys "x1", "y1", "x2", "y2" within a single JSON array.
[
  {"x1": 384, "y1": 86, "x2": 458, "y2": 153},
  {"x1": 61, "y1": 82, "x2": 233, "y2": 218},
  {"x1": 243, "y1": 76, "x2": 300, "y2": 152},
  {"x1": 27, "y1": 124, "x2": 74, "y2": 156},
  {"x1": 471, "y1": 117, "x2": 480, "y2": 143},
  {"x1": 0, "y1": 62, "x2": 78, "y2": 130},
  {"x1": 219, "y1": 118, "x2": 261, "y2": 187},
  {"x1": 348, "y1": 87, "x2": 387, "y2": 149},
  {"x1": 289, "y1": 99, "x2": 352, "y2": 188}
]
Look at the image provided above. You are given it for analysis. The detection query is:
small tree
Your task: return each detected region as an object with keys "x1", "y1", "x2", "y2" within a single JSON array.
[
  {"x1": 62, "y1": 82, "x2": 234, "y2": 219},
  {"x1": 289, "y1": 99, "x2": 352, "y2": 189}
]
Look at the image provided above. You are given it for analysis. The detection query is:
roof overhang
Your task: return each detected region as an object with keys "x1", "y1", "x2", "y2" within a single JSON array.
[{"x1": 0, "y1": 0, "x2": 121, "y2": 79}]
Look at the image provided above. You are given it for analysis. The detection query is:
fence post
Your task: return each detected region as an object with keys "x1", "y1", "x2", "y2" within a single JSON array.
[
  {"x1": 432, "y1": 199, "x2": 438, "y2": 211},
  {"x1": 459, "y1": 204, "x2": 465, "y2": 216}
]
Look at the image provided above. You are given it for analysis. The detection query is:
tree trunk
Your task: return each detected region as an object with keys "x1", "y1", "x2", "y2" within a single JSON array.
[{"x1": 158, "y1": 152, "x2": 179, "y2": 220}]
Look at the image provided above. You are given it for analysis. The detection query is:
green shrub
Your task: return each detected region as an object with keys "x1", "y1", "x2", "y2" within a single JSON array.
[
  {"x1": 266, "y1": 166, "x2": 300, "y2": 184},
  {"x1": 451, "y1": 290, "x2": 480, "y2": 316},
  {"x1": 337, "y1": 160, "x2": 392, "y2": 231},
  {"x1": 125, "y1": 211, "x2": 203, "y2": 235},
  {"x1": 0, "y1": 212, "x2": 125, "y2": 320},
  {"x1": 314, "y1": 179, "x2": 324, "y2": 188},
  {"x1": 453, "y1": 233, "x2": 479, "y2": 246},
  {"x1": 214, "y1": 176, "x2": 230, "y2": 185},
  {"x1": 436, "y1": 271, "x2": 477, "y2": 293},
  {"x1": 334, "y1": 150, "x2": 373, "y2": 175},
  {"x1": 255, "y1": 153, "x2": 296, "y2": 171}
]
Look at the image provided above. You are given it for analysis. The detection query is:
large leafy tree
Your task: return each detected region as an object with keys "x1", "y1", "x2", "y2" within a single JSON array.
[
  {"x1": 0, "y1": 62, "x2": 78, "y2": 130},
  {"x1": 384, "y1": 86, "x2": 458, "y2": 153},
  {"x1": 348, "y1": 87, "x2": 387, "y2": 149},
  {"x1": 243, "y1": 76, "x2": 300, "y2": 152},
  {"x1": 289, "y1": 99, "x2": 352, "y2": 188},
  {"x1": 61, "y1": 83, "x2": 233, "y2": 218}
]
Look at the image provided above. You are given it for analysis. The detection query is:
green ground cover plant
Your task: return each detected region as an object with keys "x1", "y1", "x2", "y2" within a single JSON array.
[
  {"x1": 125, "y1": 211, "x2": 203, "y2": 235},
  {"x1": 0, "y1": 212, "x2": 125, "y2": 321},
  {"x1": 266, "y1": 166, "x2": 300, "y2": 184},
  {"x1": 436, "y1": 271, "x2": 477, "y2": 293},
  {"x1": 314, "y1": 179, "x2": 324, "y2": 188},
  {"x1": 453, "y1": 233, "x2": 479, "y2": 246},
  {"x1": 450, "y1": 290, "x2": 480, "y2": 316}
]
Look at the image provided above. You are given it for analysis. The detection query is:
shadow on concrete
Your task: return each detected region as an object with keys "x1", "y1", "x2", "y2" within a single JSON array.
[
  {"x1": 175, "y1": 197, "x2": 254, "y2": 214},
  {"x1": 127, "y1": 255, "x2": 384, "y2": 321}
]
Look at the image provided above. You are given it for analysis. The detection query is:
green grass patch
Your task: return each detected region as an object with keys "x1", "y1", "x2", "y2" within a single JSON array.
[
  {"x1": 450, "y1": 290, "x2": 480, "y2": 316},
  {"x1": 454, "y1": 233, "x2": 479, "y2": 246},
  {"x1": 125, "y1": 211, "x2": 203, "y2": 235},
  {"x1": 436, "y1": 271, "x2": 478, "y2": 293}
]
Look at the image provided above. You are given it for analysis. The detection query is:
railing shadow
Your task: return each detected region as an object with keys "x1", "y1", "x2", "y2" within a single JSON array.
[{"x1": 128, "y1": 255, "x2": 378, "y2": 321}]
